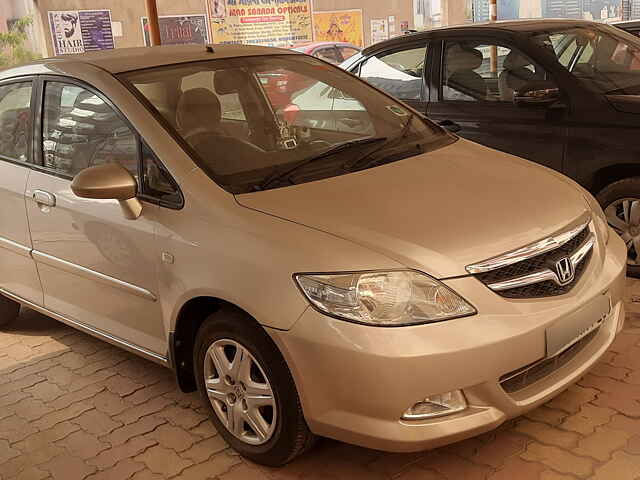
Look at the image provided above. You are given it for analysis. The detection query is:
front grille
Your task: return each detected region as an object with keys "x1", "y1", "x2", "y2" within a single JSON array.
[
  {"x1": 471, "y1": 224, "x2": 593, "y2": 299},
  {"x1": 500, "y1": 327, "x2": 600, "y2": 393},
  {"x1": 490, "y1": 250, "x2": 592, "y2": 299}
]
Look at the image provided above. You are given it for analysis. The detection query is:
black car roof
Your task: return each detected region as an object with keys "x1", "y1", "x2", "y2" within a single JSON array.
[{"x1": 362, "y1": 19, "x2": 601, "y2": 55}]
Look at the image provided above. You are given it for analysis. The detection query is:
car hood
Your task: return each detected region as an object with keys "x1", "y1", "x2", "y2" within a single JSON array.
[{"x1": 236, "y1": 139, "x2": 589, "y2": 278}]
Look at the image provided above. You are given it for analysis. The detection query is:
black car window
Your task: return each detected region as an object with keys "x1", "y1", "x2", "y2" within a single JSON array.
[
  {"x1": 533, "y1": 26, "x2": 640, "y2": 94},
  {"x1": 442, "y1": 40, "x2": 547, "y2": 102},
  {"x1": 0, "y1": 82, "x2": 32, "y2": 164},
  {"x1": 42, "y1": 82, "x2": 138, "y2": 178},
  {"x1": 359, "y1": 45, "x2": 427, "y2": 101}
]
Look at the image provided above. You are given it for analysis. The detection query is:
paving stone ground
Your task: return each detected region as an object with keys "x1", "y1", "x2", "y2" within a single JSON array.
[{"x1": 1, "y1": 280, "x2": 640, "y2": 480}]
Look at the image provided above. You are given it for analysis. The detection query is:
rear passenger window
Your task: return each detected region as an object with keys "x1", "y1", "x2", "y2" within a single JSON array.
[
  {"x1": 0, "y1": 82, "x2": 32, "y2": 163},
  {"x1": 359, "y1": 45, "x2": 427, "y2": 101},
  {"x1": 42, "y1": 82, "x2": 138, "y2": 178}
]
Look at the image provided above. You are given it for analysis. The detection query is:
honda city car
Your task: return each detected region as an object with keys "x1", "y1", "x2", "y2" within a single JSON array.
[{"x1": 0, "y1": 44, "x2": 626, "y2": 466}]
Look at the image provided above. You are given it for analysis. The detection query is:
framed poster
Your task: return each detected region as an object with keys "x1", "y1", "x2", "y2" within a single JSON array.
[
  {"x1": 312, "y1": 10, "x2": 364, "y2": 47},
  {"x1": 142, "y1": 15, "x2": 210, "y2": 46},
  {"x1": 48, "y1": 10, "x2": 114, "y2": 55},
  {"x1": 371, "y1": 18, "x2": 389, "y2": 44},
  {"x1": 207, "y1": 0, "x2": 313, "y2": 48}
]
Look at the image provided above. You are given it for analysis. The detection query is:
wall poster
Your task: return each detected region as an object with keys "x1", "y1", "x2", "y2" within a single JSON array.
[
  {"x1": 312, "y1": 9, "x2": 364, "y2": 47},
  {"x1": 48, "y1": 10, "x2": 114, "y2": 55},
  {"x1": 142, "y1": 15, "x2": 210, "y2": 46}
]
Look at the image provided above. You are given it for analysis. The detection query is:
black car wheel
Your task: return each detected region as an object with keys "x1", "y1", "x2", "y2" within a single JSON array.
[
  {"x1": 0, "y1": 294, "x2": 20, "y2": 328},
  {"x1": 193, "y1": 307, "x2": 315, "y2": 466},
  {"x1": 597, "y1": 177, "x2": 640, "y2": 277}
]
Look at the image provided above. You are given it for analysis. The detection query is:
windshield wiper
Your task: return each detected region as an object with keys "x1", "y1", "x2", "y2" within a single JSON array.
[
  {"x1": 344, "y1": 114, "x2": 416, "y2": 172},
  {"x1": 253, "y1": 136, "x2": 387, "y2": 191}
]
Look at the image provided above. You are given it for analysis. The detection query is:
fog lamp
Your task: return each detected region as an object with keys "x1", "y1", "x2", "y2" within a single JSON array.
[{"x1": 402, "y1": 390, "x2": 467, "y2": 420}]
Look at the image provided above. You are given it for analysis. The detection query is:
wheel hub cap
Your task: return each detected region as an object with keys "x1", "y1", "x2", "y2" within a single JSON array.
[
  {"x1": 203, "y1": 339, "x2": 277, "y2": 446},
  {"x1": 605, "y1": 198, "x2": 640, "y2": 266}
]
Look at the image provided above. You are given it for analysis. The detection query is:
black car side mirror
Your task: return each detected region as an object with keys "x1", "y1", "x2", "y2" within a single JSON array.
[{"x1": 514, "y1": 81, "x2": 561, "y2": 107}]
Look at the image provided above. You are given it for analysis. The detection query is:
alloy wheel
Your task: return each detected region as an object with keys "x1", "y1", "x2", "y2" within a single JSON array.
[
  {"x1": 203, "y1": 339, "x2": 277, "y2": 446},
  {"x1": 605, "y1": 198, "x2": 640, "y2": 266}
]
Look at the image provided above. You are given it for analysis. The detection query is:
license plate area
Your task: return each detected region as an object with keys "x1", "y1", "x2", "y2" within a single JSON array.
[{"x1": 545, "y1": 293, "x2": 611, "y2": 358}]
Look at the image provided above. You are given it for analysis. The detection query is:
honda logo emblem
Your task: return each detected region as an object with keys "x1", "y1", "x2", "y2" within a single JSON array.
[{"x1": 554, "y1": 257, "x2": 574, "y2": 285}]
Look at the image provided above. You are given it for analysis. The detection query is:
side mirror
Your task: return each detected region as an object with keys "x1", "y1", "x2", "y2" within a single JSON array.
[
  {"x1": 71, "y1": 163, "x2": 143, "y2": 220},
  {"x1": 514, "y1": 81, "x2": 561, "y2": 107}
]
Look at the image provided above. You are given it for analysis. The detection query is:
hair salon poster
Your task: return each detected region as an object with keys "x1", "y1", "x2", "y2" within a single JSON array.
[{"x1": 49, "y1": 10, "x2": 115, "y2": 55}]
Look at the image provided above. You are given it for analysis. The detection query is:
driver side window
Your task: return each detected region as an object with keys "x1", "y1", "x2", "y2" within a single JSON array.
[{"x1": 359, "y1": 45, "x2": 427, "y2": 101}]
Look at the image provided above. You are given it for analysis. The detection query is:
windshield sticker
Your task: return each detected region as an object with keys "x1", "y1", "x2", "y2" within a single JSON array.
[{"x1": 387, "y1": 105, "x2": 409, "y2": 117}]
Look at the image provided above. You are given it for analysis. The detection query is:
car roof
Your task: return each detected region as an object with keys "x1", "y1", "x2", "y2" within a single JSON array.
[
  {"x1": 0, "y1": 43, "x2": 298, "y2": 77},
  {"x1": 613, "y1": 19, "x2": 640, "y2": 29},
  {"x1": 362, "y1": 18, "x2": 602, "y2": 54}
]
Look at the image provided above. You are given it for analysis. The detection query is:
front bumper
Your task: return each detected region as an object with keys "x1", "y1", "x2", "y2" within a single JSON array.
[{"x1": 268, "y1": 231, "x2": 628, "y2": 452}]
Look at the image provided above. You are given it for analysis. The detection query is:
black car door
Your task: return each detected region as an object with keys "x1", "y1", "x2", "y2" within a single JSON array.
[{"x1": 426, "y1": 33, "x2": 568, "y2": 173}]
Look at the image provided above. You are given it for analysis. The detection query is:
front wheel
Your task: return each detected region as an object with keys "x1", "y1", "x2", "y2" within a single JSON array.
[
  {"x1": 597, "y1": 177, "x2": 640, "y2": 278},
  {"x1": 194, "y1": 308, "x2": 315, "y2": 466},
  {"x1": 0, "y1": 294, "x2": 20, "y2": 329}
]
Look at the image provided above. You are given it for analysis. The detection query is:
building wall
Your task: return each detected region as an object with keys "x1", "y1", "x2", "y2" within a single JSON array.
[{"x1": 312, "y1": 0, "x2": 414, "y2": 45}]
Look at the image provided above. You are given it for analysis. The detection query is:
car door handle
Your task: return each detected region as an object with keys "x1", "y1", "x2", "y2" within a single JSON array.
[
  {"x1": 438, "y1": 120, "x2": 462, "y2": 133},
  {"x1": 32, "y1": 190, "x2": 56, "y2": 207}
]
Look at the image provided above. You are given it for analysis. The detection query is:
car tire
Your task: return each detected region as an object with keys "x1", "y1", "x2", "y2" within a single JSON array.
[
  {"x1": 194, "y1": 307, "x2": 315, "y2": 466},
  {"x1": 597, "y1": 177, "x2": 640, "y2": 278},
  {"x1": 0, "y1": 294, "x2": 20, "y2": 328}
]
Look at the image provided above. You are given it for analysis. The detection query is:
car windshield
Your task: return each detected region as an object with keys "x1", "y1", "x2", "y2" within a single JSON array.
[
  {"x1": 119, "y1": 55, "x2": 451, "y2": 194},
  {"x1": 531, "y1": 25, "x2": 640, "y2": 95}
]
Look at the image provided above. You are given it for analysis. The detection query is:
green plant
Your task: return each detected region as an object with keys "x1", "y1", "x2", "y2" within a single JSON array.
[{"x1": 0, "y1": 16, "x2": 40, "y2": 68}]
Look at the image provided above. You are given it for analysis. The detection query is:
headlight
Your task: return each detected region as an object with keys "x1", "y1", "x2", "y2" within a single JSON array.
[
  {"x1": 295, "y1": 270, "x2": 476, "y2": 326},
  {"x1": 583, "y1": 193, "x2": 609, "y2": 245}
]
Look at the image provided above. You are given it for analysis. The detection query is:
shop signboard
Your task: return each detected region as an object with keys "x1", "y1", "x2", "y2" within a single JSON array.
[
  {"x1": 312, "y1": 9, "x2": 364, "y2": 47},
  {"x1": 142, "y1": 15, "x2": 210, "y2": 46},
  {"x1": 48, "y1": 10, "x2": 114, "y2": 55},
  {"x1": 207, "y1": 0, "x2": 312, "y2": 47}
]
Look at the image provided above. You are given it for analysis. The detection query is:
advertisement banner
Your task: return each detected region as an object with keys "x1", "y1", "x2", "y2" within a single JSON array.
[
  {"x1": 207, "y1": 0, "x2": 312, "y2": 47},
  {"x1": 49, "y1": 10, "x2": 114, "y2": 55},
  {"x1": 312, "y1": 10, "x2": 364, "y2": 47},
  {"x1": 142, "y1": 15, "x2": 210, "y2": 46},
  {"x1": 370, "y1": 18, "x2": 389, "y2": 45}
]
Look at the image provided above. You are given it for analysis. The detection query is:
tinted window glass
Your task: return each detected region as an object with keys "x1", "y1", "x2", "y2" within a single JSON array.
[
  {"x1": 121, "y1": 55, "x2": 451, "y2": 194},
  {"x1": 533, "y1": 26, "x2": 640, "y2": 94},
  {"x1": 442, "y1": 41, "x2": 546, "y2": 102},
  {"x1": 0, "y1": 82, "x2": 32, "y2": 163},
  {"x1": 42, "y1": 82, "x2": 138, "y2": 178},
  {"x1": 359, "y1": 45, "x2": 426, "y2": 101},
  {"x1": 340, "y1": 47, "x2": 360, "y2": 60},
  {"x1": 141, "y1": 142, "x2": 181, "y2": 206},
  {"x1": 314, "y1": 47, "x2": 342, "y2": 64}
]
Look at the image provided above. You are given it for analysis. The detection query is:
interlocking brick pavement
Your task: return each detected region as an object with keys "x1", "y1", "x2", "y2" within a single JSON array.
[{"x1": 1, "y1": 279, "x2": 640, "y2": 479}]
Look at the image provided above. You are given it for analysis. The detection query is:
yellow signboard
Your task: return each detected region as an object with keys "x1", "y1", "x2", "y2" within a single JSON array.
[
  {"x1": 312, "y1": 9, "x2": 364, "y2": 47},
  {"x1": 208, "y1": 0, "x2": 312, "y2": 47}
]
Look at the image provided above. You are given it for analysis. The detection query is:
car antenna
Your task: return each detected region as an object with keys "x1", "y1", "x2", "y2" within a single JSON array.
[{"x1": 206, "y1": 45, "x2": 215, "y2": 53}]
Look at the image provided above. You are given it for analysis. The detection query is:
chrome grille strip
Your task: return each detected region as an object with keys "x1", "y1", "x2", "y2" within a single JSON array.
[
  {"x1": 466, "y1": 215, "x2": 591, "y2": 274},
  {"x1": 487, "y1": 233, "x2": 595, "y2": 292}
]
